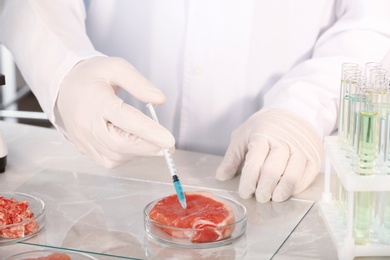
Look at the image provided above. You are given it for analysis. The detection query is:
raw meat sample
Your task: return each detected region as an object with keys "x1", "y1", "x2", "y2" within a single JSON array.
[
  {"x1": 23, "y1": 253, "x2": 71, "y2": 260},
  {"x1": 0, "y1": 196, "x2": 39, "y2": 238},
  {"x1": 149, "y1": 192, "x2": 235, "y2": 243}
]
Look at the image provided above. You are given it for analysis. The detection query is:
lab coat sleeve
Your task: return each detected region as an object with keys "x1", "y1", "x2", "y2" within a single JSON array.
[
  {"x1": 0, "y1": 0, "x2": 104, "y2": 123},
  {"x1": 262, "y1": 0, "x2": 390, "y2": 139}
]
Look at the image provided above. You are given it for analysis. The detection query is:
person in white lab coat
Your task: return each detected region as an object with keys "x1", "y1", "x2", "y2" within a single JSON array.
[{"x1": 1, "y1": 0, "x2": 390, "y2": 203}]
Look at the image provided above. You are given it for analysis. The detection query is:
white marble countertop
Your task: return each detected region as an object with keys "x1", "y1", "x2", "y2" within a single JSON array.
[{"x1": 0, "y1": 120, "x2": 380, "y2": 260}]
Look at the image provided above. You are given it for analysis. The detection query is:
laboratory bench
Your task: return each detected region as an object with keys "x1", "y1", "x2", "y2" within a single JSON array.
[{"x1": 0, "y1": 120, "x2": 382, "y2": 260}]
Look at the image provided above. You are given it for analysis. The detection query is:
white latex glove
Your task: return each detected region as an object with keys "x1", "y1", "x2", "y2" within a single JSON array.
[
  {"x1": 54, "y1": 56, "x2": 175, "y2": 168},
  {"x1": 216, "y1": 108, "x2": 323, "y2": 203}
]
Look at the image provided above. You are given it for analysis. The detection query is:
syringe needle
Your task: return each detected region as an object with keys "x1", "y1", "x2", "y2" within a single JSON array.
[{"x1": 146, "y1": 103, "x2": 187, "y2": 209}]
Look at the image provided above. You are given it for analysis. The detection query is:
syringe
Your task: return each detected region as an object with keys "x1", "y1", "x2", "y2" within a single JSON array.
[{"x1": 146, "y1": 103, "x2": 187, "y2": 209}]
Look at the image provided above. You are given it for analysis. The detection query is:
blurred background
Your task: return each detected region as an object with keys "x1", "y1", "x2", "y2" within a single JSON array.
[{"x1": 0, "y1": 44, "x2": 53, "y2": 128}]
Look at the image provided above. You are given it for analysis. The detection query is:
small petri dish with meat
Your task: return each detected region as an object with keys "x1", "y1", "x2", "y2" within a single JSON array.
[
  {"x1": 5, "y1": 249, "x2": 98, "y2": 260},
  {"x1": 0, "y1": 192, "x2": 46, "y2": 245},
  {"x1": 144, "y1": 191, "x2": 247, "y2": 248}
]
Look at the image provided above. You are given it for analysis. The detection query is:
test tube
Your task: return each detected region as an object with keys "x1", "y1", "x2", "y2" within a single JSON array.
[
  {"x1": 338, "y1": 63, "x2": 360, "y2": 148},
  {"x1": 355, "y1": 87, "x2": 378, "y2": 175},
  {"x1": 373, "y1": 73, "x2": 388, "y2": 174},
  {"x1": 354, "y1": 87, "x2": 378, "y2": 245},
  {"x1": 379, "y1": 191, "x2": 390, "y2": 244},
  {"x1": 385, "y1": 77, "x2": 390, "y2": 172},
  {"x1": 372, "y1": 75, "x2": 390, "y2": 239},
  {"x1": 335, "y1": 64, "x2": 359, "y2": 214},
  {"x1": 367, "y1": 66, "x2": 386, "y2": 87},
  {"x1": 365, "y1": 62, "x2": 382, "y2": 85},
  {"x1": 380, "y1": 73, "x2": 390, "y2": 244},
  {"x1": 333, "y1": 75, "x2": 366, "y2": 216},
  {"x1": 347, "y1": 75, "x2": 367, "y2": 164}
]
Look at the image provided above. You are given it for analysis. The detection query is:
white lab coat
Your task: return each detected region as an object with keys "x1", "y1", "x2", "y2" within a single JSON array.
[{"x1": 1, "y1": 0, "x2": 390, "y2": 155}]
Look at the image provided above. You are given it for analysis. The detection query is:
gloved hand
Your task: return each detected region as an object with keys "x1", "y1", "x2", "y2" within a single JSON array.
[
  {"x1": 54, "y1": 56, "x2": 175, "y2": 168},
  {"x1": 216, "y1": 108, "x2": 323, "y2": 203}
]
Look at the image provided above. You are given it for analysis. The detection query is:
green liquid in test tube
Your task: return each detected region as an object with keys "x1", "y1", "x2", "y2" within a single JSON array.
[
  {"x1": 347, "y1": 76, "x2": 366, "y2": 163},
  {"x1": 356, "y1": 86, "x2": 378, "y2": 175},
  {"x1": 371, "y1": 69, "x2": 387, "y2": 174},
  {"x1": 338, "y1": 63, "x2": 359, "y2": 149},
  {"x1": 356, "y1": 110, "x2": 378, "y2": 175},
  {"x1": 354, "y1": 88, "x2": 378, "y2": 245},
  {"x1": 355, "y1": 111, "x2": 377, "y2": 245}
]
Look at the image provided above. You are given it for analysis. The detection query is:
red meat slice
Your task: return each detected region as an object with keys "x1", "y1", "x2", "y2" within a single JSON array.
[{"x1": 149, "y1": 192, "x2": 235, "y2": 243}]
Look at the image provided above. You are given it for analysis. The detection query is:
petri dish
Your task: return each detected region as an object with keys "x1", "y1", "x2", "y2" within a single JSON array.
[
  {"x1": 5, "y1": 249, "x2": 98, "y2": 260},
  {"x1": 144, "y1": 194, "x2": 247, "y2": 248},
  {"x1": 0, "y1": 191, "x2": 46, "y2": 245}
]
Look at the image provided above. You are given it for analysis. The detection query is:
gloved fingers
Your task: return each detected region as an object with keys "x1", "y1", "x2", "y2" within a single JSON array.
[
  {"x1": 104, "y1": 99, "x2": 175, "y2": 149},
  {"x1": 238, "y1": 135, "x2": 269, "y2": 199},
  {"x1": 271, "y1": 151, "x2": 306, "y2": 202},
  {"x1": 84, "y1": 144, "x2": 142, "y2": 169},
  {"x1": 255, "y1": 139, "x2": 290, "y2": 203},
  {"x1": 106, "y1": 122, "x2": 167, "y2": 156},
  {"x1": 78, "y1": 141, "x2": 134, "y2": 169},
  {"x1": 292, "y1": 160, "x2": 319, "y2": 195},
  {"x1": 76, "y1": 123, "x2": 166, "y2": 169},
  {"x1": 107, "y1": 57, "x2": 166, "y2": 105},
  {"x1": 215, "y1": 129, "x2": 249, "y2": 181},
  {"x1": 92, "y1": 119, "x2": 169, "y2": 158}
]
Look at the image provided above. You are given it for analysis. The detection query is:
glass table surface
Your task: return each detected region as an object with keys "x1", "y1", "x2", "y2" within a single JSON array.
[{"x1": 3, "y1": 169, "x2": 314, "y2": 260}]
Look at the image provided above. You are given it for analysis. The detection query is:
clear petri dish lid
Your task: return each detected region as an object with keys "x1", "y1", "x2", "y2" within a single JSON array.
[{"x1": 0, "y1": 191, "x2": 46, "y2": 245}]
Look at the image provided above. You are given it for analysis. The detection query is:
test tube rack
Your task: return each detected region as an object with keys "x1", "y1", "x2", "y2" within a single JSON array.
[{"x1": 319, "y1": 136, "x2": 390, "y2": 259}]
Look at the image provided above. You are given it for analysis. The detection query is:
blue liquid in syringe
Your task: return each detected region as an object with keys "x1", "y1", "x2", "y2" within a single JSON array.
[{"x1": 173, "y1": 175, "x2": 187, "y2": 209}]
